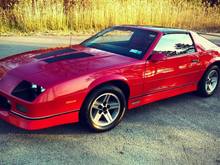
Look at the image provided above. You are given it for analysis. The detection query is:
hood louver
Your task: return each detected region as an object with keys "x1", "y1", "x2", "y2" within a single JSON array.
[
  {"x1": 44, "y1": 52, "x2": 93, "y2": 63},
  {"x1": 35, "y1": 48, "x2": 76, "y2": 59}
]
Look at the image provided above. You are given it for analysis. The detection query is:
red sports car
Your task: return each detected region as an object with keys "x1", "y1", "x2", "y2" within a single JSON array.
[{"x1": 0, "y1": 26, "x2": 220, "y2": 132}]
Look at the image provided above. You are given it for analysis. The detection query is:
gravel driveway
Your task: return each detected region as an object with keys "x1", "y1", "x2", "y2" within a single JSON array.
[{"x1": 0, "y1": 35, "x2": 219, "y2": 165}]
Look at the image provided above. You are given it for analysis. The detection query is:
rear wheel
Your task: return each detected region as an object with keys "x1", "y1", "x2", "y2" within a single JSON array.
[
  {"x1": 197, "y1": 65, "x2": 220, "y2": 97},
  {"x1": 80, "y1": 85, "x2": 127, "y2": 132}
]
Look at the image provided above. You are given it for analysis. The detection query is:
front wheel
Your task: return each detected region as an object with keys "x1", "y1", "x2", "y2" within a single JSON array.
[
  {"x1": 80, "y1": 85, "x2": 127, "y2": 132},
  {"x1": 197, "y1": 65, "x2": 220, "y2": 97}
]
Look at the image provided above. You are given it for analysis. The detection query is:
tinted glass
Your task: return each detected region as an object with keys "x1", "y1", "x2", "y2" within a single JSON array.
[
  {"x1": 153, "y1": 34, "x2": 196, "y2": 57},
  {"x1": 81, "y1": 27, "x2": 158, "y2": 59}
]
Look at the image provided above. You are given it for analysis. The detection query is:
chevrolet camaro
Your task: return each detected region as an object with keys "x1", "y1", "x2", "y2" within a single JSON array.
[{"x1": 0, "y1": 26, "x2": 220, "y2": 132}]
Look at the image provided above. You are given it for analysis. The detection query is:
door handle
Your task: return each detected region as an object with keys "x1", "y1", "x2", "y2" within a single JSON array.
[{"x1": 191, "y1": 59, "x2": 200, "y2": 63}]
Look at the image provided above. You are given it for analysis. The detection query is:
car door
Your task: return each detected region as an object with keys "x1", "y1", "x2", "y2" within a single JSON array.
[{"x1": 144, "y1": 33, "x2": 201, "y2": 95}]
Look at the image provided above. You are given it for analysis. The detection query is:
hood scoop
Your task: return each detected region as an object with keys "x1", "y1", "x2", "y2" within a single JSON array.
[
  {"x1": 35, "y1": 48, "x2": 76, "y2": 59},
  {"x1": 44, "y1": 52, "x2": 94, "y2": 63}
]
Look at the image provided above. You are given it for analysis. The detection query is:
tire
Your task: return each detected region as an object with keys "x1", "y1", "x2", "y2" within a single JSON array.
[
  {"x1": 80, "y1": 85, "x2": 127, "y2": 132},
  {"x1": 197, "y1": 65, "x2": 220, "y2": 97}
]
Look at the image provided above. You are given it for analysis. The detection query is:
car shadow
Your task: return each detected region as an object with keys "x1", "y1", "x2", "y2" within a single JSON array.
[
  {"x1": 0, "y1": 119, "x2": 89, "y2": 135},
  {"x1": 0, "y1": 88, "x2": 219, "y2": 136}
]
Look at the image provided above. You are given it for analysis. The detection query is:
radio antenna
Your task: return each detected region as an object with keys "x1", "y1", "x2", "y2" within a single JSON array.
[{"x1": 69, "y1": 31, "x2": 72, "y2": 46}]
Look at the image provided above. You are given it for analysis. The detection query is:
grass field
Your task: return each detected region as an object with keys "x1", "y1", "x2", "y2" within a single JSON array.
[{"x1": 0, "y1": 0, "x2": 220, "y2": 35}]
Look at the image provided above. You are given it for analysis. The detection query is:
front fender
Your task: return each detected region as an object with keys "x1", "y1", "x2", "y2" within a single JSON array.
[
  {"x1": 88, "y1": 74, "x2": 129, "y2": 91},
  {"x1": 37, "y1": 74, "x2": 129, "y2": 111}
]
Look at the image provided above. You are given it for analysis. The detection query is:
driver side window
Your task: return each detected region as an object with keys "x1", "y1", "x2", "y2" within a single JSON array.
[{"x1": 154, "y1": 33, "x2": 196, "y2": 57}]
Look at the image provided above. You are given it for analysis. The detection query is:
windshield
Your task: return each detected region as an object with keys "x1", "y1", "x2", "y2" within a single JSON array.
[{"x1": 81, "y1": 27, "x2": 158, "y2": 59}]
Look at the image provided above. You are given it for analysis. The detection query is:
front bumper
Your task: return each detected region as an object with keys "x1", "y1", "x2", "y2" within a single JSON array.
[
  {"x1": 0, "y1": 90, "x2": 79, "y2": 130},
  {"x1": 0, "y1": 109, "x2": 79, "y2": 130},
  {"x1": 0, "y1": 72, "x2": 82, "y2": 130},
  {"x1": 0, "y1": 79, "x2": 81, "y2": 130}
]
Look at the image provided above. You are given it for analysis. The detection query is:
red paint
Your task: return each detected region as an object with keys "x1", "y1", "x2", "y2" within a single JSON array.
[{"x1": 0, "y1": 26, "x2": 220, "y2": 130}]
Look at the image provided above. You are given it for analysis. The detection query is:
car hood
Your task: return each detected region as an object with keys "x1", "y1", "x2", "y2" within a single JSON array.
[{"x1": 0, "y1": 45, "x2": 135, "y2": 88}]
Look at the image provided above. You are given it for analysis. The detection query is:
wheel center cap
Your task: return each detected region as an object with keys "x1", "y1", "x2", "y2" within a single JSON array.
[{"x1": 103, "y1": 107, "x2": 107, "y2": 111}]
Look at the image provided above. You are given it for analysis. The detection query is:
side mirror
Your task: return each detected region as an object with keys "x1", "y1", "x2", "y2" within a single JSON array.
[{"x1": 150, "y1": 52, "x2": 167, "y2": 62}]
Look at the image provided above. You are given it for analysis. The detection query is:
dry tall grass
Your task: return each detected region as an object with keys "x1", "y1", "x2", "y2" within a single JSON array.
[{"x1": 0, "y1": 0, "x2": 220, "y2": 34}]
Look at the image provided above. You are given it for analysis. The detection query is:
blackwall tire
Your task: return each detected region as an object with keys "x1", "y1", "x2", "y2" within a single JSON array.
[{"x1": 80, "y1": 85, "x2": 127, "y2": 132}]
